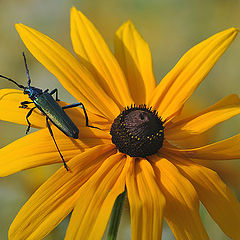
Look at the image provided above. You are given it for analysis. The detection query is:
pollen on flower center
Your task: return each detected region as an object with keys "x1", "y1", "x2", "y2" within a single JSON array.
[{"x1": 110, "y1": 104, "x2": 164, "y2": 157}]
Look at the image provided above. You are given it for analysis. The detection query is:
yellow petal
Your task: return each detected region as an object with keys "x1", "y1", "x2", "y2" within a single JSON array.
[
  {"x1": 9, "y1": 144, "x2": 115, "y2": 240},
  {"x1": 150, "y1": 155, "x2": 209, "y2": 240},
  {"x1": 166, "y1": 133, "x2": 240, "y2": 160},
  {"x1": 126, "y1": 158, "x2": 165, "y2": 240},
  {"x1": 114, "y1": 20, "x2": 157, "y2": 104},
  {"x1": 148, "y1": 28, "x2": 238, "y2": 121},
  {"x1": 65, "y1": 153, "x2": 129, "y2": 240},
  {"x1": 0, "y1": 88, "x2": 110, "y2": 130},
  {"x1": 0, "y1": 89, "x2": 45, "y2": 128},
  {"x1": 60, "y1": 101, "x2": 112, "y2": 130},
  {"x1": 166, "y1": 94, "x2": 240, "y2": 140},
  {"x1": 201, "y1": 161, "x2": 240, "y2": 190},
  {"x1": 70, "y1": 7, "x2": 133, "y2": 107},
  {"x1": 0, "y1": 127, "x2": 111, "y2": 176},
  {"x1": 173, "y1": 156, "x2": 240, "y2": 239},
  {"x1": 15, "y1": 23, "x2": 120, "y2": 120}
]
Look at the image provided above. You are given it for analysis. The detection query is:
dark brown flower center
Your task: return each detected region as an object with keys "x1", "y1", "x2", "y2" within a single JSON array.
[{"x1": 110, "y1": 104, "x2": 164, "y2": 157}]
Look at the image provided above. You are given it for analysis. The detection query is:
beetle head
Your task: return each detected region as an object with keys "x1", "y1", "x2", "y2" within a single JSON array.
[{"x1": 24, "y1": 86, "x2": 43, "y2": 100}]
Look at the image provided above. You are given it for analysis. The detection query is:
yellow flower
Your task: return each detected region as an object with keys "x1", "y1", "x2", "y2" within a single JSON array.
[{"x1": 1, "y1": 6, "x2": 240, "y2": 240}]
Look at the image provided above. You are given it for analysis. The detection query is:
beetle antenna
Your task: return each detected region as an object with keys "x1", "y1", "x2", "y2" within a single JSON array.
[
  {"x1": 23, "y1": 52, "x2": 31, "y2": 87},
  {"x1": 0, "y1": 74, "x2": 25, "y2": 89}
]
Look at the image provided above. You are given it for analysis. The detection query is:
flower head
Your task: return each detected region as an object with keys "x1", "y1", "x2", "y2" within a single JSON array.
[{"x1": 1, "y1": 7, "x2": 240, "y2": 240}]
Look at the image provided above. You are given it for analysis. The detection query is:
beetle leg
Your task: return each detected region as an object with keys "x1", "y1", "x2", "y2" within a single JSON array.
[
  {"x1": 25, "y1": 107, "x2": 36, "y2": 134},
  {"x1": 62, "y1": 103, "x2": 90, "y2": 126},
  {"x1": 49, "y1": 88, "x2": 60, "y2": 101},
  {"x1": 62, "y1": 102, "x2": 100, "y2": 129},
  {"x1": 46, "y1": 117, "x2": 69, "y2": 171},
  {"x1": 62, "y1": 103, "x2": 84, "y2": 109},
  {"x1": 20, "y1": 100, "x2": 34, "y2": 109}
]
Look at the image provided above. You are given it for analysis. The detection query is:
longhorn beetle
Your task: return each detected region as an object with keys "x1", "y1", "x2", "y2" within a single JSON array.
[{"x1": 0, "y1": 52, "x2": 95, "y2": 171}]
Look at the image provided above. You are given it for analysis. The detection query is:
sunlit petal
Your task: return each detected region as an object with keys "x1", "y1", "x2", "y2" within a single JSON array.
[
  {"x1": 0, "y1": 88, "x2": 111, "y2": 130},
  {"x1": 8, "y1": 145, "x2": 115, "y2": 240},
  {"x1": 150, "y1": 155, "x2": 209, "y2": 240},
  {"x1": 114, "y1": 20, "x2": 156, "y2": 104},
  {"x1": 15, "y1": 23, "x2": 120, "y2": 120},
  {"x1": 165, "y1": 134, "x2": 240, "y2": 160},
  {"x1": 0, "y1": 127, "x2": 111, "y2": 176},
  {"x1": 59, "y1": 101, "x2": 112, "y2": 130},
  {"x1": 71, "y1": 7, "x2": 132, "y2": 108},
  {"x1": 148, "y1": 28, "x2": 238, "y2": 121},
  {"x1": 65, "y1": 153, "x2": 130, "y2": 240},
  {"x1": 0, "y1": 89, "x2": 45, "y2": 128},
  {"x1": 173, "y1": 156, "x2": 240, "y2": 239},
  {"x1": 166, "y1": 94, "x2": 240, "y2": 140},
  {"x1": 126, "y1": 158, "x2": 165, "y2": 240}
]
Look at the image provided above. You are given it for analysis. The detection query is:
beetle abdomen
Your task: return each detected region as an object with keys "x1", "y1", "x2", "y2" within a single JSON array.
[{"x1": 34, "y1": 93, "x2": 79, "y2": 138}]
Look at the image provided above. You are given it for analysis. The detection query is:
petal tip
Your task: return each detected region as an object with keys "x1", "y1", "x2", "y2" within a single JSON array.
[
  {"x1": 15, "y1": 23, "x2": 27, "y2": 33},
  {"x1": 15, "y1": 23, "x2": 22, "y2": 30},
  {"x1": 71, "y1": 6, "x2": 78, "y2": 14},
  {"x1": 124, "y1": 19, "x2": 135, "y2": 29},
  {"x1": 226, "y1": 27, "x2": 239, "y2": 38},
  {"x1": 230, "y1": 27, "x2": 239, "y2": 32},
  {"x1": 126, "y1": 19, "x2": 133, "y2": 25},
  {"x1": 116, "y1": 19, "x2": 134, "y2": 35}
]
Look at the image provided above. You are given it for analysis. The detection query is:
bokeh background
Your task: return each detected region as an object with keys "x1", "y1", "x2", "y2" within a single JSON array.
[{"x1": 0, "y1": 0, "x2": 240, "y2": 239}]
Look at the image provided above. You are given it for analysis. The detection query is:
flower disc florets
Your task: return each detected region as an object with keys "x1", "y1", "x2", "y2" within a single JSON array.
[{"x1": 110, "y1": 104, "x2": 164, "y2": 157}]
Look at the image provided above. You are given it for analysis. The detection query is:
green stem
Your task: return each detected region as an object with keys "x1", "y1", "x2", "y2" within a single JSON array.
[{"x1": 106, "y1": 189, "x2": 126, "y2": 240}]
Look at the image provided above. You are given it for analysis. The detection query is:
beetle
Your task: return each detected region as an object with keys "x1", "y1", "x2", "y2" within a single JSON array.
[{"x1": 0, "y1": 52, "x2": 94, "y2": 171}]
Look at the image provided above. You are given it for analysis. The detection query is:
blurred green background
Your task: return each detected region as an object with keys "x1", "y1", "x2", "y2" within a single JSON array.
[{"x1": 0, "y1": 0, "x2": 240, "y2": 239}]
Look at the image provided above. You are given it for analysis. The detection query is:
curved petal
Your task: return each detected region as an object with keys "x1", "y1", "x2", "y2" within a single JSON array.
[
  {"x1": 0, "y1": 127, "x2": 111, "y2": 176},
  {"x1": 0, "y1": 88, "x2": 111, "y2": 130},
  {"x1": 8, "y1": 144, "x2": 115, "y2": 240},
  {"x1": 150, "y1": 155, "x2": 209, "y2": 240},
  {"x1": 0, "y1": 89, "x2": 45, "y2": 128},
  {"x1": 201, "y1": 161, "x2": 240, "y2": 190},
  {"x1": 59, "y1": 101, "x2": 112, "y2": 130},
  {"x1": 126, "y1": 158, "x2": 165, "y2": 240},
  {"x1": 148, "y1": 28, "x2": 238, "y2": 121},
  {"x1": 165, "y1": 133, "x2": 240, "y2": 160},
  {"x1": 70, "y1": 7, "x2": 132, "y2": 108},
  {"x1": 15, "y1": 23, "x2": 120, "y2": 120},
  {"x1": 172, "y1": 156, "x2": 240, "y2": 239},
  {"x1": 65, "y1": 153, "x2": 130, "y2": 240},
  {"x1": 166, "y1": 94, "x2": 240, "y2": 140},
  {"x1": 114, "y1": 20, "x2": 157, "y2": 104}
]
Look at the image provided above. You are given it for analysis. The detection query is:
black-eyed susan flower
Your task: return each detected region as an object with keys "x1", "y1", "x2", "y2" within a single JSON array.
[{"x1": 1, "y1": 6, "x2": 240, "y2": 240}]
